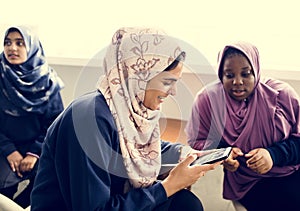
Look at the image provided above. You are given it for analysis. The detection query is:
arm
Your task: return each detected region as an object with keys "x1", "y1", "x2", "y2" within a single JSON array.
[
  {"x1": 58, "y1": 123, "x2": 168, "y2": 211},
  {"x1": 0, "y1": 109, "x2": 17, "y2": 156},
  {"x1": 0, "y1": 132, "x2": 17, "y2": 157},
  {"x1": 18, "y1": 93, "x2": 64, "y2": 173},
  {"x1": 32, "y1": 93, "x2": 169, "y2": 211},
  {"x1": 267, "y1": 136, "x2": 300, "y2": 166},
  {"x1": 28, "y1": 92, "x2": 64, "y2": 157},
  {"x1": 245, "y1": 79, "x2": 300, "y2": 173},
  {"x1": 63, "y1": 97, "x2": 169, "y2": 210},
  {"x1": 265, "y1": 79, "x2": 300, "y2": 166}
]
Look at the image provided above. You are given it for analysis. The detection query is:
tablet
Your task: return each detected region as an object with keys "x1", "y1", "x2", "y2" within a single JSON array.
[{"x1": 191, "y1": 147, "x2": 232, "y2": 165}]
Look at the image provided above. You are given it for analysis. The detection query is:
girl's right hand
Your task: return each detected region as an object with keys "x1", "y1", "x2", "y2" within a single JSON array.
[
  {"x1": 223, "y1": 147, "x2": 243, "y2": 172},
  {"x1": 7, "y1": 151, "x2": 24, "y2": 177},
  {"x1": 161, "y1": 154, "x2": 220, "y2": 197}
]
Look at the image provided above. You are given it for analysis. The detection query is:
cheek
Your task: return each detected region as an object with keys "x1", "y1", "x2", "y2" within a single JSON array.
[
  {"x1": 144, "y1": 89, "x2": 156, "y2": 103},
  {"x1": 3, "y1": 48, "x2": 9, "y2": 57},
  {"x1": 222, "y1": 78, "x2": 232, "y2": 90},
  {"x1": 147, "y1": 82, "x2": 166, "y2": 93},
  {"x1": 20, "y1": 50, "x2": 28, "y2": 61},
  {"x1": 245, "y1": 77, "x2": 255, "y2": 88}
]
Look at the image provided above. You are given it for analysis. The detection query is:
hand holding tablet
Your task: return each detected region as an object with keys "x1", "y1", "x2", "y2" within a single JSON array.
[{"x1": 161, "y1": 147, "x2": 232, "y2": 168}]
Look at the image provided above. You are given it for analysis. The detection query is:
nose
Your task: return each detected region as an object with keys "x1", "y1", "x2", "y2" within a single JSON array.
[
  {"x1": 8, "y1": 42, "x2": 17, "y2": 51},
  {"x1": 167, "y1": 84, "x2": 177, "y2": 96},
  {"x1": 233, "y1": 76, "x2": 243, "y2": 85}
]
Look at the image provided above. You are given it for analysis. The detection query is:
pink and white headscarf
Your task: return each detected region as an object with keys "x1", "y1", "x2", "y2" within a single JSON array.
[{"x1": 98, "y1": 27, "x2": 183, "y2": 188}]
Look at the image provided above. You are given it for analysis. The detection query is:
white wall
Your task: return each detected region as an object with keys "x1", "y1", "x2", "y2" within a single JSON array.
[
  {"x1": 1, "y1": 0, "x2": 300, "y2": 72},
  {"x1": 51, "y1": 61, "x2": 300, "y2": 121}
]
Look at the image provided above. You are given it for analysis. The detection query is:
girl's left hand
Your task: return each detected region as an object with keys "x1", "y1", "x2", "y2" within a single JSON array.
[
  {"x1": 245, "y1": 148, "x2": 273, "y2": 174},
  {"x1": 19, "y1": 155, "x2": 38, "y2": 172}
]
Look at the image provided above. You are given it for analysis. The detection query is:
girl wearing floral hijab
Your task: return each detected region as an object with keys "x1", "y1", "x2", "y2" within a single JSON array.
[
  {"x1": 0, "y1": 26, "x2": 64, "y2": 208},
  {"x1": 31, "y1": 27, "x2": 219, "y2": 211},
  {"x1": 186, "y1": 41, "x2": 300, "y2": 210}
]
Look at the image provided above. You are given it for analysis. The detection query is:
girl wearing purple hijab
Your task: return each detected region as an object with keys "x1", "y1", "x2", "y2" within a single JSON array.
[{"x1": 185, "y1": 41, "x2": 300, "y2": 210}]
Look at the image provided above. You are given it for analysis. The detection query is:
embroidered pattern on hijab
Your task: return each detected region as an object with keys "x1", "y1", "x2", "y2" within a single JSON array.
[
  {"x1": 98, "y1": 27, "x2": 183, "y2": 188},
  {"x1": 0, "y1": 26, "x2": 64, "y2": 116}
]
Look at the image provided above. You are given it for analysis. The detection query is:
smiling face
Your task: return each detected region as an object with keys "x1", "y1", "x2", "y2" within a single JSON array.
[
  {"x1": 4, "y1": 30, "x2": 27, "y2": 65},
  {"x1": 143, "y1": 62, "x2": 183, "y2": 110},
  {"x1": 222, "y1": 54, "x2": 255, "y2": 101}
]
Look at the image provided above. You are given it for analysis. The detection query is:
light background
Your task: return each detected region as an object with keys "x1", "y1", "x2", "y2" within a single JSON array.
[{"x1": 1, "y1": 0, "x2": 299, "y2": 71}]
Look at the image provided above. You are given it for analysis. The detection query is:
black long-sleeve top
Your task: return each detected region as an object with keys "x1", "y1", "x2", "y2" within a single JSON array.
[
  {"x1": 0, "y1": 92, "x2": 64, "y2": 157},
  {"x1": 267, "y1": 136, "x2": 300, "y2": 166}
]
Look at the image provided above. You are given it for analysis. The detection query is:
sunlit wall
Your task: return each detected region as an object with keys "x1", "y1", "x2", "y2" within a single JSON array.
[{"x1": 1, "y1": 0, "x2": 299, "y2": 71}]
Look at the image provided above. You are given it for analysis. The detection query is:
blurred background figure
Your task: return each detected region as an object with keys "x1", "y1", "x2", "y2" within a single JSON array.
[{"x1": 0, "y1": 25, "x2": 64, "y2": 208}]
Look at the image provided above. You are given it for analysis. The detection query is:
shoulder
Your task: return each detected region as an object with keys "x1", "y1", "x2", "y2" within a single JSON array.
[
  {"x1": 194, "y1": 80, "x2": 224, "y2": 104},
  {"x1": 63, "y1": 91, "x2": 112, "y2": 121},
  {"x1": 263, "y1": 78, "x2": 299, "y2": 99},
  {"x1": 48, "y1": 91, "x2": 111, "y2": 127},
  {"x1": 46, "y1": 92, "x2": 64, "y2": 114},
  {"x1": 45, "y1": 90, "x2": 117, "y2": 149}
]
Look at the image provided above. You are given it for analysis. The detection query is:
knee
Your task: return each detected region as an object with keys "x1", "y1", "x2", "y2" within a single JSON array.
[{"x1": 170, "y1": 189, "x2": 204, "y2": 211}]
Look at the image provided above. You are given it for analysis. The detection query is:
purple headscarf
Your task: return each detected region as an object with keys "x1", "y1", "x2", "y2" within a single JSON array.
[{"x1": 185, "y1": 41, "x2": 300, "y2": 200}]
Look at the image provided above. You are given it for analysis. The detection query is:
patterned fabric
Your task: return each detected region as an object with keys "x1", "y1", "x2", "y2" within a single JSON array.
[
  {"x1": 0, "y1": 26, "x2": 64, "y2": 116},
  {"x1": 98, "y1": 27, "x2": 183, "y2": 188}
]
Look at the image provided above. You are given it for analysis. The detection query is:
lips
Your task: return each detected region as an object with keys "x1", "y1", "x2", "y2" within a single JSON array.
[
  {"x1": 8, "y1": 54, "x2": 19, "y2": 59},
  {"x1": 232, "y1": 89, "x2": 246, "y2": 97}
]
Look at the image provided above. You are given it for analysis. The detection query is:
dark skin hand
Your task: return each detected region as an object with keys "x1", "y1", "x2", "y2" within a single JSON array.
[
  {"x1": 223, "y1": 147, "x2": 273, "y2": 174},
  {"x1": 223, "y1": 147, "x2": 243, "y2": 172},
  {"x1": 245, "y1": 148, "x2": 273, "y2": 174},
  {"x1": 7, "y1": 150, "x2": 38, "y2": 177}
]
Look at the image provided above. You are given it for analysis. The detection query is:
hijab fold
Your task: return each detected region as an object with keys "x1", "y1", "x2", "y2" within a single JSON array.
[
  {"x1": 0, "y1": 26, "x2": 64, "y2": 116},
  {"x1": 186, "y1": 41, "x2": 300, "y2": 199},
  {"x1": 98, "y1": 27, "x2": 183, "y2": 188}
]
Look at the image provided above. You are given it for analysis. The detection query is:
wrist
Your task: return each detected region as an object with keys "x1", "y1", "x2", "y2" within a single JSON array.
[
  {"x1": 26, "y1": 152, "x2": 40, "y2": 159},
  {"x1": 161, "y1": 178, "x2": 180, "y2": 197}
]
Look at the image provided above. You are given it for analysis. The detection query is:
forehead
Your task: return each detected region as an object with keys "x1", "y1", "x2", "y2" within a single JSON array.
[
  {"x1": 5, "y1": 31, "x2": 23, "y2": 39},
  {"x1": 153, "y1": 62, "x2": 183, "y2": 78},
  {"x1": 223, "y1": 54, "x2": 250, "y2": 67}
]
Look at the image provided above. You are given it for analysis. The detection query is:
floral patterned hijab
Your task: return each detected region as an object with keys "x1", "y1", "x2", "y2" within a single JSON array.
[
  {"x1": 98, "y1": 27, "x2": 183, "y2": 188},
  {"x1": 0, "y1": 26, "x2": 64, "y2": 116}
]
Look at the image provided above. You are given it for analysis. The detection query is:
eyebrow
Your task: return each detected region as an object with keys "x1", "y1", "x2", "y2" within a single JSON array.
[
  {"x1": 242, "y1": 67, "x2": 251, "y2": 71},
  {"x1": 162, "y1": 77, "x2": 179, "y2": 82},
  {"x1": 224, "y1": 66, "x2": 250, "y2": 72},
  {"x1": 5, "y1": 38, "x2": 24, "y2": 41}
]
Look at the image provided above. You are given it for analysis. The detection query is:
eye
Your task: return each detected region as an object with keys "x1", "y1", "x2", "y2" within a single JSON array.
[
  {"x1": 224, "y1": 73, "x2": 234, "y2": 79},
  {"x1": 241, "y1": 71, "x2": 252, "y2": 78},
  {"x1": 163, "y1": 81, "x2": 172, "y2": 86},
  {"x1": 162, "y1": 80, "x2": 175, "y2": 86},
  {"x1": 4, "y1": 40, "x2": 11, "y2": 46},
  {"x1": 16, "y1": 41, "x2": 25, "y2": 46}
]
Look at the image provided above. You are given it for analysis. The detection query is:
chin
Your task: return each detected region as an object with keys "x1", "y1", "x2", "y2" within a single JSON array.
[
  {"x1": 8, "y1": 60, "x2": 22, "y2": 65},
  {"x1": 151, "y1": 104, "x2": 160, "y2": 110}
]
